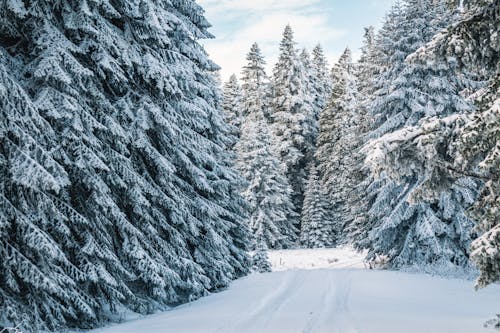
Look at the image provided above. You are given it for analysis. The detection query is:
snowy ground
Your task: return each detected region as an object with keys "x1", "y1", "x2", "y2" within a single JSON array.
[
  {"x1": 268, "y1": 247, "x2": 367, "y2": 271},
  {"x1": 86, "y1": 248, "x2": 500, "y2": 333}
]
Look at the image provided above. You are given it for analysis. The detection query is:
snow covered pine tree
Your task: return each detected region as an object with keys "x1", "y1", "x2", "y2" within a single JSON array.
[
  {"x1": 362, "y1": 0, "x2": 482, "y2": 272},
  {"x1": 300, "y1": 164, "x2": 332, "y2": 248},
  {"x1": 315, "y1": 48, "x2": 359, "y2": 245},
  {"x1": 236, "y1": 43, "x2": 298, "y2": 250},
  {"x1": 0, "y1": 1, "x2": 249, "y2": 331},
  {"x1": 364, "y1": 0, "x2": 499, "y2": 286},
  {"x1": 271, "y1": 25, "x2": 317, "y2": 218},
  {"x1": 222, "y1": 74, "x2": 243, "y2": 150}
]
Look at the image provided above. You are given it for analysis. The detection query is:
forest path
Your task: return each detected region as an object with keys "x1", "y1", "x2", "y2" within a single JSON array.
[{"x1": 90, "y1": 248, "x2": 500, "y2": 333}]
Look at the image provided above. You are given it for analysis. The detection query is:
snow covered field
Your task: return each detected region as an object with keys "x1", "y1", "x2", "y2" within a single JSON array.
[{"x1": 87, "y1": 248, "x2": 500, "y2": 333}]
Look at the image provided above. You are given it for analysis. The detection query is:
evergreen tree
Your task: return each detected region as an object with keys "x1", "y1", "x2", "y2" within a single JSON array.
[
  {"x1": 356, "y1": 26, "x2": 378, "y2": 98},
  {"x1": 345, "y1": 26, "x2": 379, "y2": 245},
  {"x1": 237, "y1": 43, "x2": 298, "y2": 249},
  {"x1": 236, "y1": 112, "x2": 298, "y2": 249},
  {"x1": 364, "y1": 0, "x2": 498, "y2": 286},
  {"x1": 315, "y1": 48, "x2": 359, "y2": 244},
  {"x1": 241, "y1": 43, "x2": 273, "y2": 121},
  {"x1": 252, "y1": 238, "x2": 272, "y2": 273},
  {"x1": 271, "y1": 25, "x2": 316, "y2": 216},
  {"x1": 222, "y1": 74, "x2": 243, "y2": 150},
  {"x1": 361, "y1": 0, "x2": 479, "y2": 271},
  {"x1": 311, "y1": 44, "x2": 332, "y2": 118},
  {"x1": 300, "y1": 48, "x2": 320, "y2": 141},
  {"x1": 0, "y1": 1, "x2": 249, "y2": 330},
  {"x1": 347, "y1": 1, "x2": 407, "y2": 249},
  {"x1": 300, "y1": 164, "x2": 333, "y2": 248}
]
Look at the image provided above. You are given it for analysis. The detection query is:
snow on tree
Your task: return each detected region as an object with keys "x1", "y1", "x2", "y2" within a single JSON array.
[
  {"x1": 0, "y1": 1, "x2": 249, "y2": 331},
  {"x1": 300, "y1": 163, "x2": 333, "y2": 248},
  {"x1": 236, "y1": 43, "x2": 298, "y2": 249},
  {"x1": 236, "y1": 112, "x2": 299, "y2": 249},
  {"x1": 311, "y1": 44, "x2": 332, "y2": 118},
  {"x1": 364, "y1": 0, "x2": 499, "y2": 286},
  {"x1": 241, "y1": 43, "x2": 273, "y2": 121},
  {"x1": 271, "y1": 25, "x2": 316, "y2": 216},
  {"x1": 346, "y1": 1, "x2": 408, "y2": 249},
  {"x1": 300, "y1": 48, "x2": 320, "y2": 142},
  {"x1": 315, "y1": 47, "x2": 360, "y2": 244},
  {"x1": 344, "y1": 26, "x2": 379, "y2": 245},
  {"x1": 252, "y1": 238, "x2": 272, "y2": 273},
  {"x1": 361, "y1": 0, "x2": 480, "y2": 271},
  {"x1": 356, "y1": 26, "x2": 378, "y2": 99},
  {"x1": 222, "y1": 74, "x2": 243, "y2": 151}
]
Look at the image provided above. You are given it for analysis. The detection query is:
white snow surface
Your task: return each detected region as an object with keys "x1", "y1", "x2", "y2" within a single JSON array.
[
  {"x1": 268, "y1": 247, "x2": 367, "y2": 271},
  {"x1": 86, "y1": 248, "x2": 500, "y2": 333}
]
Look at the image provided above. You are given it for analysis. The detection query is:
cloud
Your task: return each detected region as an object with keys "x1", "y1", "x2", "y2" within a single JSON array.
[{"x1": 198, "y1": 0, "x2": 346, "y2": 81}]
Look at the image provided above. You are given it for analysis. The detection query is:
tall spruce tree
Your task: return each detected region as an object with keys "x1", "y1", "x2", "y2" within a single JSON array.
[
  {"x1": 364, "y1": 0, "x2": 498, "y2": 286},
  {"x1": 311, "y1": 44, "x2": 332, "y2": 118},
  {"x1": 271, "y1": 25, "x2": 316, "y2": 216},
  {"x1": 345, "y1": 26, "x2": 379, "y2": 245},
  {"x1": 0, "y1": 1, "x2": 249, "y2": 331},
  {"x1": 315, "y1": 48, "x2": 359, "y2": 244},
  {"x1": 222, "y1": 74, "x2": 243, "y2": 150},
  {"x1": 361, "y1": 0, "x2": 479, "y2": 271},
  {"x1": 236, "y1": 43, "x2": 298, "y2": 249},
  {"x1": 300, "y1": 48, "x2": 320, "y2": 142}
]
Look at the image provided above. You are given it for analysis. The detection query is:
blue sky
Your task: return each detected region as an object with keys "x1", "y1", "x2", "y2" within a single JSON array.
[{"x1": 197, "y1": 0, "x2": 395, "y2": 81}]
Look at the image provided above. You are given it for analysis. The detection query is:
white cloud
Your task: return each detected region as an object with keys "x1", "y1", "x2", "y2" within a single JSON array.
[{"x1": 198, "y1": 1, "x2": 347, "y2": 81}]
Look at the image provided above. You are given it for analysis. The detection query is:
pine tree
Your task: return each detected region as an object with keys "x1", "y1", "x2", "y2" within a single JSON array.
[
  {"x1": 347, "y1": 1, "x2": 407, "y2": 249},
  {"x1": 241, "y1": 43, "x2": 273, "y2": 121},
  {"x1": 364, "y1": 0, "x2": 498, "y2": 285},
  {"x1": 311, "y1": 44, "x2": 332, "y2": 118},
  {"x1": 271, "y1": 25, "x2": 316, "y2": 216},
  {"x1": 356, "y1": 26, "x2": 378, "y2": 98},
  {"x1": 252, "y1": 238, "x2": 272, "y2": 273},
  {"x1": 236, "y1": 112, "x2": 298, "y2": 249},
  {"x1": 0, "y1": 1, "x2": 249, "y2": 330},
  {"x1": 361, "y1": 0, "x2": 479, "y2": 271},
  {"x1": 345, "y1": 26, "x2": 379, "y2": 245},
  {"x1": 300, "y1": 48, "x2": 320, "y2": 141},
  {"x1": 237, "y1": 43, "x2": 298, "y2": 249},
  {"x1": 315, "y1": 48, "x2": 359, "y2": 244},
  {"x1": 300, "y1": 164, "x2": 333, "y2": 248},
  {"x1": 222, "y1": 74, "x2": 243, "y2": 150}
]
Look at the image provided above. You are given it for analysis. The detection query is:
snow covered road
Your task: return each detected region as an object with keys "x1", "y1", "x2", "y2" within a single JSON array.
[{"x1": 90, "y1": 249, "x2": 500, "y2": 333}]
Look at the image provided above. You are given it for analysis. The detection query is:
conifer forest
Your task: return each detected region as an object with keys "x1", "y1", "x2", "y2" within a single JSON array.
[{"x1": 0, "y1": 0, "x2": 498, "y2": 332}]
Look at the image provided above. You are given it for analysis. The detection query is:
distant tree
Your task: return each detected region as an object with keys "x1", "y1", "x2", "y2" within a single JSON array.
[
  {"x1": 271, "y1": 25, "x2": 316, "y2": 216},
  {"x1": 300, "y1": 164, "x2": 333, "y2": 248},
  {"x1": 316, "y1": 47, "x2": 359, "y2": 244},
  {"x1": 237, "y1": 43, "x2": 298, "y2": 249},
  {"x1": 222, "y1": 74, "x2": 243, "y2": 150},
  {"x1": 311, "y1": 44, "x2": 333, "y2": 118},
  {"x1": 252, "y1": 238, "x2": 272, "y2": 273}
]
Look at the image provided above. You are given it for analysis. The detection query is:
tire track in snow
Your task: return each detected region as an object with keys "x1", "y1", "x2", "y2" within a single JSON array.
[
  {"x1": 301, "y1": 270, "x2": 335, "y2": 333},
  {"x1": 302, "y1": 270, "x2": 359, "y2": 333},
  {"x1": 330, "y1": 271, "x2": 359, "y2": 333},
  {"x1": 213, "y1": 271, "x2": 303, "y2": 333}
]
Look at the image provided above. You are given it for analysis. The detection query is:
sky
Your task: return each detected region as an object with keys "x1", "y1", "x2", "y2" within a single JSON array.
[{"x1": 197, "y1": 0, "x2": 395, "y2": 81}]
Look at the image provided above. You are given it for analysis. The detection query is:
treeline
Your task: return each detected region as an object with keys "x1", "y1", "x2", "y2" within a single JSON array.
[{"x1": 224, "y1": 0, "x2": 499, "y2": 284}]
